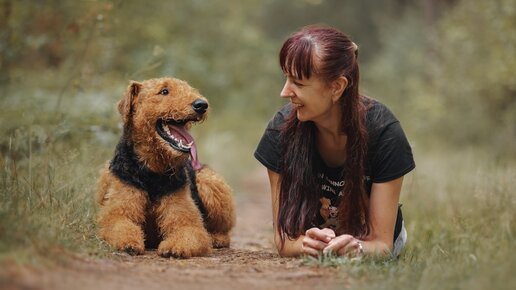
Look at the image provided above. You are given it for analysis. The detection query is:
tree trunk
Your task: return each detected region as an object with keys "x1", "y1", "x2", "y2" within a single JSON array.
[{"x1": 0, "y1": 0, "x2": 12, "y2": 84}]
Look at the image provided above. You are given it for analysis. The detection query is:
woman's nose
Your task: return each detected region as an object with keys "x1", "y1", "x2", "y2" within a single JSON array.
[{"x1": 280, "y1": 81, "x2": 294, "y2": 98}]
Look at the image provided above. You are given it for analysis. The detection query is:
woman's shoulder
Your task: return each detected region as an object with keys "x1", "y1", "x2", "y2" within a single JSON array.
[
  {"x1": 363, "y1": 96, "x2": 409, "y2": 150},
  {"x1": 363, "y1": 97, "x2": 398, "y2": 126},
  {"x1": 362, "y1": 96, "x2": 416, "y2": 182}
]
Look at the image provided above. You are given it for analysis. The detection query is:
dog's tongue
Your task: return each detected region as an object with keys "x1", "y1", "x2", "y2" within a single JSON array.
[
  {"x1": 189, "y1": 141, "x2": 202, "y2": 170},
  {"x1": 167, "y1": 125, "x2": 202, "y2": 170}
]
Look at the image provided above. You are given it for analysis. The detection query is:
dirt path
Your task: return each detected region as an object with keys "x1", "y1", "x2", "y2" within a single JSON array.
[{"x1": 1, "y1": 167, "x2": 349, "y2": 290}]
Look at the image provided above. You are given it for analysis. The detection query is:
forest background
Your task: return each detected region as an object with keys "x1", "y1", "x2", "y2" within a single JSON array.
[{"x1": 0, "y1": 0, "x2": 515, "y2": 289}]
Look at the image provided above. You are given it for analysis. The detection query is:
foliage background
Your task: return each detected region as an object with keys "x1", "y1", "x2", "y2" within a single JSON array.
[{"x1": 1, "y1": 0, "x2": 515, "y2": 289}]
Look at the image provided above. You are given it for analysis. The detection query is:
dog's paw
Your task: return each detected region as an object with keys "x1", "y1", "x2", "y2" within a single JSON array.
[
  {"x1": 116, "y1": 237, "x2": 145, "y2": 255},
  {"x1": 101, "y1": 221, "x2": 145, "y2": 255},
  {"x1": 122, "y1": 244, "x2": 145, "y2": 255},
  {"x1": 157, "y1": 228, "x2": 212, "y2": 258},
  {"x1": 211, "y1": 232, "x2": 230, "y2": 248}
]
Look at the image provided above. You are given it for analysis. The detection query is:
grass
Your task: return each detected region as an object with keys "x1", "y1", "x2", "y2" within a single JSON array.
[
  {"x1": 0, "y1": 84, "x2": 514, "y2": 289},
  {"x1": 303, "y1": 148, "x2": 516, "y2": 290},
  {"x1": 0, "y1": 116, "x2": 111, "y2": 264}
]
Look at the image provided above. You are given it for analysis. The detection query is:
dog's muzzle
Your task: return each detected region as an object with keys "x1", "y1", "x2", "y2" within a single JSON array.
[{"x1": 156, "y1": 120, "x2": 195, "y2": 152}]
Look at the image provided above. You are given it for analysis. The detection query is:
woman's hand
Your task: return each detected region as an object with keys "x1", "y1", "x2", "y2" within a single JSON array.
[
  {"x1": 323, "y1": 234, "x2": 363, "y2": 257},
  {"x1": 302, "y1": 227, "x2": 336, "y2": 256}
]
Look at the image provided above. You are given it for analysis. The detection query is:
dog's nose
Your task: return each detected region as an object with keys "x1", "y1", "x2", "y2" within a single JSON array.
[{"x1": 192, "y1": 99, "x2": 208, "y2": 114}]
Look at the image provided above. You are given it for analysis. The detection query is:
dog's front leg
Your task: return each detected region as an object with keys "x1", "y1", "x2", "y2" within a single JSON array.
[
  {"x1": 97, "y1": 176, "x2": 148, "y2": 255},
  {"x1": 155, "y1": 186, "x2": 212, "y2": 258},
  {"x1": 195, "y1": 166, "x2": 236, "y2": 248}
]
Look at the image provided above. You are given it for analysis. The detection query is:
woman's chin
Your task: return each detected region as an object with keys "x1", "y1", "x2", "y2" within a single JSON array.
[{"x1": 296, "y1": 110, "x2": 311, "y2": 122}]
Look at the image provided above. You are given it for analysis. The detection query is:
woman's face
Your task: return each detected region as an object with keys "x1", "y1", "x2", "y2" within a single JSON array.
[{"x1": 280, "y1": 74, "x2": 335, "y2": 122}]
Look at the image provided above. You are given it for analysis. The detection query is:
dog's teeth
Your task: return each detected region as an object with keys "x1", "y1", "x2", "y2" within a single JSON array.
[
  {"x1": 178, "y1": 140, "x2": 184, "y2": 148},
  {"x1": 187, "y1": 141, "x2": 194, "y2": 147}
]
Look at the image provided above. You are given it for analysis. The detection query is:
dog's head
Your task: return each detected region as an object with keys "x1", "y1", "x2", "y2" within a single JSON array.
[{"x1": 118, "y1": 77, "x2": 208, "y2": 172}]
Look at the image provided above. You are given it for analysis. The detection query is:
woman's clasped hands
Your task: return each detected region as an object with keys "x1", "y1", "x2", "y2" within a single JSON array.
[{"x1": 302, "y1": 228, "x2": 364, "y2": 257}]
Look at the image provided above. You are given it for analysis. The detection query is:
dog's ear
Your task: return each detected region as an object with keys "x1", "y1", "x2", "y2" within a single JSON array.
[{"x1": 117, "y1": 81, "x2": 142, "y2": 123}]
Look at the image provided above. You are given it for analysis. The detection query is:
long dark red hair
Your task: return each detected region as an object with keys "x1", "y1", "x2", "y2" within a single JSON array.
[{"x1": 277, "y1": 25, "x2": 370, "y2": 244}]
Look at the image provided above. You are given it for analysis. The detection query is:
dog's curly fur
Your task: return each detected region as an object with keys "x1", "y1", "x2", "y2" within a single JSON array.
[{"x1": 96, "y1": 77, "x2": 236, "y2": 258}]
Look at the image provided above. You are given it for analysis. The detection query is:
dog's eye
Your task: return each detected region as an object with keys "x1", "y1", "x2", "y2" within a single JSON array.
[{"x1": 159, "y1": 88, "x2": 169, "y2": 95}]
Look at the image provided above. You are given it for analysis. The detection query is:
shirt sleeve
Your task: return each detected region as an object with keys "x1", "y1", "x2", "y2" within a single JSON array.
[
  {"x1": 370, "y1": 121, "x2": 415, "y2": 183},
  {"x1": 254, "y1": 107, "x2": 289, "y2": 173}
]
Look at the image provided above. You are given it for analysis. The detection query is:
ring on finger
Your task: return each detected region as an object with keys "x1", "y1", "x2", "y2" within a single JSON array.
[{"x1": 356, "y1": 240, "x2": 364, "y2": 256}]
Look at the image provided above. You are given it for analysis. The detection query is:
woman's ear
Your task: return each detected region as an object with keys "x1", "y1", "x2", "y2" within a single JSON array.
[
  {"x1": 331, "y1": 76, "x2": 348, "y2": 103},
  {"x1": 117, "y1": 81, "x2": 142, "y2": 124}
]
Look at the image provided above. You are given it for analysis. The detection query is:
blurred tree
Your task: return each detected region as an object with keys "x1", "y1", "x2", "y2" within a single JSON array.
[
  {"x1": 364, "y1": 0, "x2": 515, "y2": 154},
  {"x1": 2, "y1": 0, "x2": 513, "y2": 153},
  {"x1": 88, "y1": 0, "x2": 284, "y2": 114},
  {"x1": 437, "y1": 0, "x2": 516, "y2": 151},
  {"x1": 0, "y1": 0, "x2": 13, "y2": 84},
  {"x1": 256, "y1": 0, "x2": 428, "y2": 63}
]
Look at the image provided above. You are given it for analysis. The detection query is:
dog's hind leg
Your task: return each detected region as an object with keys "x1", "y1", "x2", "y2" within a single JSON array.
[
  {"x1": 97, "y1": 172, "x2": 147, "y2": 255},
  {"x1": 155, "y1": 186, "x2": 212, "y2": 258},
  {"x1": 195, "y1": 166, "x2": 236, "y2": 248}
]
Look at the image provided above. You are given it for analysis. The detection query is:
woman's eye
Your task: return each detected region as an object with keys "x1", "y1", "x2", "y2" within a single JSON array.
[{"x1": 159, "y1": 88, "x2": 169, "y2": 95}]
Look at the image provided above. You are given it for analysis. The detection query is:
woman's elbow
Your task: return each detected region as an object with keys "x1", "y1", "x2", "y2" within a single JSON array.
[{"x1": 367, "y1": 240, "x2": 393, "y2": 258}]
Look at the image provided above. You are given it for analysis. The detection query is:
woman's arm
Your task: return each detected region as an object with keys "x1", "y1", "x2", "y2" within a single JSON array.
[
  {"x1": 324, "y1": 176, "x2": 404, "y2": 257},
  {"x1": 365, "y1": 176, "x2": 404, "y2": 254},
  {"x1": 267, "y1": 169, "x2": 301, "y2": 256},
  {"x1": 267, "y1": 169, "x2": 335, "y2": 257}
]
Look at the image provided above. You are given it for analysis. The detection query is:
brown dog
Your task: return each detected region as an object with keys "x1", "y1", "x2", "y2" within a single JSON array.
[{"x1": 96, "y1": 77, "x2": 235, "y2": 258}]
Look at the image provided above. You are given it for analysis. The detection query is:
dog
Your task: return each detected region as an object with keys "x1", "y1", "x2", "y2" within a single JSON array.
[{"x1": 96, "y1": 77, "x2": 235, "y2": 258}]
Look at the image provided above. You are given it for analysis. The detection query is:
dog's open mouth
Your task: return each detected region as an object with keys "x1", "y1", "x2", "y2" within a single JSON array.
[{"x1": 156, "y1": 119, "x2": 195, "y2": 152}]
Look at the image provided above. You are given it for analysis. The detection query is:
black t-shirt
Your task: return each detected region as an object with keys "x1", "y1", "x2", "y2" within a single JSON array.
[{"x1": 254, "y1": 99, "x2": 416, "y2": 241}]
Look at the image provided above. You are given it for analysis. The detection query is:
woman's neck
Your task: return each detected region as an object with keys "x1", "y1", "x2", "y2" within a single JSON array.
[
  {"x1": 314, "y1": 106, "x2": 347, "y2": 167},
  {"x1": 314, "y1": 105, "x2": 345, "y2": 143}
]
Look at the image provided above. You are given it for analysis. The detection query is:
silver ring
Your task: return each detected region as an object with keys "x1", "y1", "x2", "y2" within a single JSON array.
[{"x1": 357, "y1": 240, "x2": 364, "y2": 256}]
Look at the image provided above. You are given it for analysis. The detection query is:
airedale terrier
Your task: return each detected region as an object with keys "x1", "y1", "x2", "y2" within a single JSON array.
[{"x1": 96, "y1": 77, "x2": 235, "y2": 258}]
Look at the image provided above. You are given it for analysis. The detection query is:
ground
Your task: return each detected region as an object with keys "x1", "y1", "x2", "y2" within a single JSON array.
[{"x1": 0, "y1": 167, "x2": 350, "y2": 290}]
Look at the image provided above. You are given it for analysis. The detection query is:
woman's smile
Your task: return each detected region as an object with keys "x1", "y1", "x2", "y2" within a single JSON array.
[{"x1": 291, "y1": 102, "x2": 303, "y2": 108}]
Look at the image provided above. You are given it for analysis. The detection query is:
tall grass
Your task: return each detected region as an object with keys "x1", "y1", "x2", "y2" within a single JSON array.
[
  {"x1": 0, "y1": 87, "x2": 121, "y2": 263},
  {"x1": 305, "y1": 147, "x2": 516, "y2": 290}
]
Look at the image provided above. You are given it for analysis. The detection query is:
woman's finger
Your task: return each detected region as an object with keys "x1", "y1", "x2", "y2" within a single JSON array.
[
  {"x1": 305, "y1": 227, "x2": 333, "y2": 242},
  {"x1": 302, "y1": 246, "x2": 321, "y2": 257},
  {"x1": 320, "y1": 228, "x2": 336, "y2": 239},
  {"x1": 336, "y1": 239, "x2": 362, "y2": 257},
  {"x1": 323, "y1": 235, "x2": 353, "y2": 254},
  {"x1": 302, "y1": 236, "x2": 328, "y2": 251}
]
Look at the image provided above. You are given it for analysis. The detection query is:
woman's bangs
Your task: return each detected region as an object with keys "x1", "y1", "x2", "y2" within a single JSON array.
[{"x1": 280, "y1": 38, "x2": 315, "y2": 80}]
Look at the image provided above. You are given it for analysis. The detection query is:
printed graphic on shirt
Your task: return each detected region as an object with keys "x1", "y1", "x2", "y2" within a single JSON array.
[
  {"x1": 319, "y1": 197, "x2": 339, "y2": 229},
  {"x1": 317, "y1": 172, "x2": 372, "y2": 231},
  {"x1": 318, "y1": 172, "x2": 343, "y2": 230}
]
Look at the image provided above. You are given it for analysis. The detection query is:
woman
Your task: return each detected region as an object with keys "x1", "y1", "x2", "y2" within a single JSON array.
[{"x1": 254, "y1": 25, "x2": 415, "y2": 258}]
